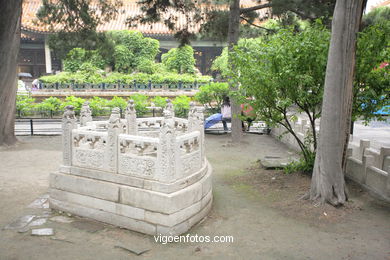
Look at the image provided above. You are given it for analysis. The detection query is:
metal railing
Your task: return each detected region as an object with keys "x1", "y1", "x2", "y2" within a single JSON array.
[{"x1": 38, "y1": 80, "x2": 211, "y2": 91}]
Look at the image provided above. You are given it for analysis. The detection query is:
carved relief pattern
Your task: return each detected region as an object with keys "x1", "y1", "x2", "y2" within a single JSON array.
[
  {"x1": 62, "y1": 105, "x2": 77, "y2": 166},
  {"x1": 182, "y1": 151, "x2": 202, "y2": 175},
  {"x1": 187, "y1": 102, "x2": 197, "y2": 132},
  {"x1": 118, "y1": 155, "x2": 156, "y2": 177},
  {"x1": 125, "y1": 100, "x2": 138, "y2": 135},
  {"x1": 73, "y1": 149, "x2": 105, "y2": 169},
  {"x1": 179, "y1": 137, "x2": 200, "y2": 155},
  {"x1": 106, "y1": 108, "x2": 124, "y2": 172},
  {"x1": 80, "y1": 101, "x2": 92, "y2": 127},
  {"x1": 157, "y1": 110, "x2": 176, "y2": 181}
]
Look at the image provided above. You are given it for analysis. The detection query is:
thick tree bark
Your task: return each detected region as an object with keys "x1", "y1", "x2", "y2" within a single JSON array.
[
  {"x1": 310, "y1": 0, "x2": 366, "y2": 206},
  {"x1": 0, "y1": 0, "x2": 22, "y2": 146},
  {"x1": 228, "y1": 0, "x2": 243, "y2": 143}
]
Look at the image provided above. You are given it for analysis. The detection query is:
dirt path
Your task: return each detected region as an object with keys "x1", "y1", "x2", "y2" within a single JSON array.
[{"x1": 0, "y1": 134, "x2": 389, "y2": 260}]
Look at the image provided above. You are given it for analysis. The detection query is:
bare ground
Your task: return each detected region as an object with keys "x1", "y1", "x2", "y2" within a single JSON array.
[{"x1": 0, "y1": 134, "x2": 389, "y2": 260}]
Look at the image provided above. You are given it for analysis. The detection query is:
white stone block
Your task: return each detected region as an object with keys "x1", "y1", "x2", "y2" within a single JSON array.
[
  {"x1": 201, "y1": 190, "x2": 213, "y2": 209},
  {"x1": 50, "y1": 198, "x2": 156, "y2": 235},
  {"x1": 50, "y1": 172, "x2": 119, "y2": 202},
  {"x1": 59, "y1": 165, "x2": 71, "y2": 174},
  {"x1": 70, "y1": 166, "x2": 144, "y2": 189},
  {"x1": 188, "y1": 198, "x2": 212, "y2": 227},
  {"x1": 120, "y1": 181, "x2": 203, "y2": 214},
  {"x1": 156, "y1": 221, "x2": 190, "y2": 236},
  {"x1": 201, "y1": 168, "x2": 212, "y2": 197},
  {"x1": 366, "y1": 166, "x2": 388, "y2": 196},
  {"x1": 145, "y1": 201, "x2": 201, "y2": 227},
  {"x1": 50, "y1": 188, "x2": 144, "y2": 220},
  {"x1": 345, "y1": 157, "x2": 365, "y2": 183},
  {"x1": 142, "y1": 162, "x2": 208, "y2": 194}
]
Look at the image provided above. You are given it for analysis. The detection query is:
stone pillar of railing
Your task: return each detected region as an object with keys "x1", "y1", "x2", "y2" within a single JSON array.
[
  {"x1": 105, "y1": 107, "x2": 123, "y2": 172},
  {"x1": 80, "y1": 101, "x2": 92, "y2": 127},
  {"x1": 125, "y1": 99, "x2": 138, "y2": 135},
  {"x1": 156, "y1": 109, "x2": 177, "y2": 182},
  {"x1": 62, "y1": 105, "x2": 77, "y2": 166},
  {"x1": 187, "y1": 102, "x2": 206, "y2": 166},
  {"x1": 187, "y1": 102, "x2": 197, "y2": 132},
  {"x1": 379, "y1": 147, "x2": 390, "y2": 170},
  {"x1": 196, "y1": 106, "x2": 205, "y2": 166},
  {"x1": 165, "y1": 99, "x2": 175, "y2": 117},
  {"x1": 359, "y1": 139, "x2": 370, "y2": 161}
]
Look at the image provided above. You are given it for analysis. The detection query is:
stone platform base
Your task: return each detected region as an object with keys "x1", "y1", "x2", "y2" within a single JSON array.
[{"x1": 49, "y1": 162, "x2": 212, "y2": 235}]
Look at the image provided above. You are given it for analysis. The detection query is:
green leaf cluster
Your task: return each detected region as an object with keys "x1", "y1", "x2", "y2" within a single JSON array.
[
  {"x1": 16, "y1": 95, "x2": 194, "y2": 118},
  {"x1": 40, "y1": 70, "x2": 211, "y2": 85},
  {"x1": 162, "y1": 45, "x2": 196, "y2": 74},
  {"x1": 16, "y1": 95, "x2": 36, "y2": 116},
  {"x1": 194, "y1": 82, "x2": 229, "y2": 108},
  {"x1": 63, "y1": 48, "x2": 106, "y2": 72},
  {"x1": 354, "y1": 20, "x2": 390, "y2": 123},
  {"x1": 172, "y1": 95, "x2": 191, "y2": 117},
  {"x1": 151, "y1": 96, "x2": 167, "y2": 109},
  {"x1": 229, "y1": 23, "x2": 330, "y2": 165}
]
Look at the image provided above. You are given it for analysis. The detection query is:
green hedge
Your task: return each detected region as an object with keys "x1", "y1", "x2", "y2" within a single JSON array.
[
  {"x1": 40, "y1": 71, "x2": 212, "y2": 85},
  {"x1": 16, "y1": 95, "x2": 192, "y2": 118}
]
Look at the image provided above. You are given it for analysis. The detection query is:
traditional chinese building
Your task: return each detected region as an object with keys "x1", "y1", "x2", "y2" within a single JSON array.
[{"x1": 20, "y1": 0, "x2": 272, "y2": 78}]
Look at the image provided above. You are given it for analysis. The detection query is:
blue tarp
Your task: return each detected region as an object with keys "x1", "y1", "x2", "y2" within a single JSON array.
[{"x1": 204, "y1": 113, "x2": 222, "y2": 129}]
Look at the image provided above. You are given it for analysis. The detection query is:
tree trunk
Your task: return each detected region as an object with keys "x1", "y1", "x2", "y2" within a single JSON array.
[
  {"x1": 0, "y1": 0, "x2": 22, "y2": 146},
  {"x1": 309, "y1": 0, "x2": 366, "y2": 206},
  {"x1": 228, "y1": 0, "x2": 242, "y2": 143}
]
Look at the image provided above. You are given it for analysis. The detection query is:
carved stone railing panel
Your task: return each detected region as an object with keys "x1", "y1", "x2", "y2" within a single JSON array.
[
  {"x1": 178, "y1": 151, "x2": 202, "y2": 179},
  {"x1": 72, "y1": 130, "x2": 107, "y2": 170},
  {"x1": 174, "y1": 118, "x2": 189, "y2": 133},
  {"x1": 176, "y1": 131, "x2": 201, "y2": 155},
  {"x1": 137, "y1": 117, "x2": 164, "y2": 130},
  {"x1": 118, "y1": 135, "x2": 159, "y2": 178}
]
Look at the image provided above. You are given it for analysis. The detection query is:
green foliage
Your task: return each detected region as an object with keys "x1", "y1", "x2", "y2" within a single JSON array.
[
  {"x1": 40, "y1": 71, "x2": 211, "y2": 85},
  {"x1": 284, "y1": 151, "x2": 315, "y2": 174},
  {"x1": 61, "y1": 31, "x2": 160, "y2": 74},
  {"x1": 354, "y1": 21, "x2": 390, "y2": 122},
  {"x1": 195, "y1": 82, "x2": 229, "y2": 108},
  {"x1": 363, "y1": 7, "x2": 390, "y2": 28},
  {"x1": 151, "y1": 96, "x2": 167, "y2": 109},
  {"x1": 47, "y1": 31, "x2": 109, "y2": 62},
  {"x1": 211, "y1": 48, "x2": 229, "y2": 79},
  {"x1": 130, "y1": 94, "x2": 149, "y2": 116},
  {"x1": 108, "y1": 30, "x2": 160, "y2": 73},
  {"x1": 162, "y1": 45, "x2": 196, "y2": 74},
  {"x1": 35, "y1": 97, "x2": 62, "y2": 112},
  {"x1": 88, "y1": 96, "x2": 110, "y2": 116},
  {"x1": 230, "y1": 23, "x2": 330, "y2": 165},
  {"x1": 88, "y1": 50, "x2": 107, "y2": 69},
  {"x1": 172, "y1": 95, "x2": 191, "y2": 118},
  {"x1": 63, "y1": 48, "x2": 87, "y2": 72},
  {"x1": 108, "y1": 96, "x2": 127, "y2": 111},
  {"x1": 113, "y1": 45, "x2": 133, "y2": 73},
  {"x1": 63, "y1": 48, "x2": 107, "y2": 72},
  {"x1": 136, "y1": 58, "x2": 158, "y2": 74},
  {"x1": 16, "y1": 95, "x2": 35, "y2": 115},
  {"x1": 61, "y1": 96, "x2": 86, "y2": 113}
]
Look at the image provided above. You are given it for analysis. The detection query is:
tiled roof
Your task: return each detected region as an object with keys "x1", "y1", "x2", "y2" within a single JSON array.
[{"x1": 22, "y1": 0, "x2": 270, "y2": 35}]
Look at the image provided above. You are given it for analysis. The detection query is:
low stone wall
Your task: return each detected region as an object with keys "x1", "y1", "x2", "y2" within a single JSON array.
[
  {"x1": 271, "y1": 121, "x2": 390, "y2": 201},
  {"x1": 31, "y1": 90, "x2": 198, "y2": 102}
]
